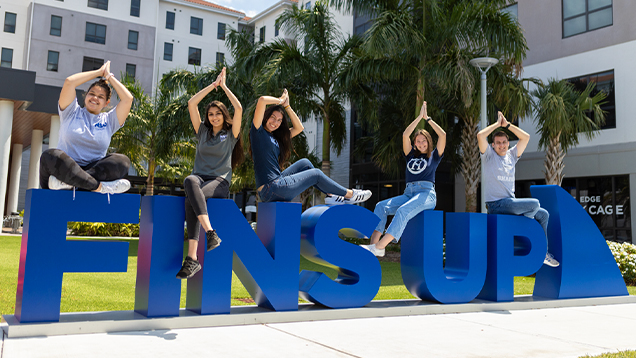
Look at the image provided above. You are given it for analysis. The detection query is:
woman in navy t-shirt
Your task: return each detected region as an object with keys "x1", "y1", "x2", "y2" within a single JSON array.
[
  {"x1": 360, "y1": 101, "x2": 446, "y2": 257},
  {"x1": 250, "y1": 89, "x2": 372, "y2": 204}
]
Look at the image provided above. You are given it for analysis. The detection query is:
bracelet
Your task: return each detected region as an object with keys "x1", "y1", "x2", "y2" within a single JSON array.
[
  {"x1": 104, "y1": 72, "x2": 114, "y2": 81},
  {"x1": 505, "y1": 123, "x2": 511, "y2": 129},
  {"x1": 284, "y1": 105, "x2": 291, "y2": 110},
  {"x1": 425, "y1": 117, "x2": 432, "y2": 123}
]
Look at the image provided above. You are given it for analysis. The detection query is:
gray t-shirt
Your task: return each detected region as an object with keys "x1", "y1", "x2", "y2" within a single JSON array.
[
  {"x1": 193, "y1": 125, "x2": 238, "y2": 182},
  {"x1": 58, "y1": 98, "x2": 122, "y2": 166},
  {"x1": 482, "y1": 144, "x2": 519, "y2": 202}
]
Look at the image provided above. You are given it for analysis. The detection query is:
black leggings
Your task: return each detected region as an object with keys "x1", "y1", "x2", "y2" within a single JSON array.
[
  {"x1": 39, "y1": 149, "x2": 131, "y2": 191},
  {"x1": 184, "y1": 174, "x2": 230, "y2": 241}
]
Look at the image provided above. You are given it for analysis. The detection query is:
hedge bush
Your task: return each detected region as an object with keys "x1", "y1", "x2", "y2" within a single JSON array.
[
  {"x1": 68, "y1": 222, "x2": 140, "y2": 237},
  {"x1": 607, "y1": 240, "x2": 636, "y2": 286}
]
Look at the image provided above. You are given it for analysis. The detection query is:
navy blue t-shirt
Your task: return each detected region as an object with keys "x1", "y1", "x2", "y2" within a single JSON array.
[
  {"x1": 250, "y1": 123, "x2": 282, "y2": 188},
  {"x1": 404, "y1": 148, "x2": 443, "y2": 183}
]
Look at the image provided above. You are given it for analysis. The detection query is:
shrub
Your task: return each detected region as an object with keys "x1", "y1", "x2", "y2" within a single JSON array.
[
  {"x1": 607, "y1": 240, "x2": 636, "y2": 286},
  {"x1": 68, "y1": 222, "x2": 140, "y2": 237}
]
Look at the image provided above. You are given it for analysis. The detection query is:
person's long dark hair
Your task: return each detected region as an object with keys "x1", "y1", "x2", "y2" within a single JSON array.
[
  {"x1": 203, "y1": 100, "x2": 244, "y2": 169},
  {"x1": 253, "y1": 105, "x2": 291, "y2": 169}
]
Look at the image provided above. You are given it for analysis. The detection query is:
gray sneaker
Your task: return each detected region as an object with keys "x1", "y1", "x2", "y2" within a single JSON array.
[
  {"x1": 325, "y1": 189, "x2": 372, "y2": 205},
  {"x1": 48, "y1": 176, "x2": 73, "y2": 190},
  {"x1": 544, "y1": 253, "x2": 560, "y2": 267},
  {"x1": 98, "y1": 179, "x2": 131, "y2": 194},
  {"x1": 206, "y1": 230, "x2": 222, "y2": 251},
  {"x1": 359, "y1": 244, "x2": 385, "y2": 257}
]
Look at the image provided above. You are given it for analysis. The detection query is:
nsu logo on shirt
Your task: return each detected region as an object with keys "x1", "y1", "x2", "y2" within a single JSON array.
[
  {"x1": 94, "y1": 120, "x2": 108, "y2": 129},
  {"x1": 407, "y1": 157, "x2": 429, "y2": 175}
]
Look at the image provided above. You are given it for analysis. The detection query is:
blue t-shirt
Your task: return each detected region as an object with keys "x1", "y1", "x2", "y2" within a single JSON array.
[
  {"x1": 58, "y1": 98, "x2": 122, "y2": 166},
  {"x1": 404, "y1": 148, "x2": 442, "y2": 183},
  {"x1": 250, "y1": 123, "x2": 282, "y2": 188}
]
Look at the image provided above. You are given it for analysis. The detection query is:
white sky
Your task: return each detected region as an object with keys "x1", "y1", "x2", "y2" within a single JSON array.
[{"x1": 212, "y1": 0, "x2": 280, "y2": 18}]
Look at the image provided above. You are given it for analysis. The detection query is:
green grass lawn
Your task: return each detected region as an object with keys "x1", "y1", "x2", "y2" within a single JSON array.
[
  {"x1": 1, "y1": 235, "x2": 635, "y2": 316},
  {"x1": 581, "y1": 351, "x2": 636, "y2": 358}
]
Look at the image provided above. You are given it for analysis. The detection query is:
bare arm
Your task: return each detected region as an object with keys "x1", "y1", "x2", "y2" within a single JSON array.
[
  {"x1": 477, "y1": 113, "x2": 503, "y2": 154},
  {"x1": 106, "y1": 68, "x2": 134, "y2": 126},
  {"x1": 253, "y1": 90, "x2": 286, "y2": 129},
  {"x1": 403, "y1": 101, "x2": 427, "y2": 155},
  {"x1": 428, "y1": 119, "x2": 446, "y2": 156},
  {"x1": 187, "y1": 70, "x2": 222, "y2": 134},
  {"x1": 500, "y1": 113, "x2": 530, "y2": 157},
  {"x1": 59, "y1": 61, "x2": 109, "y2": 111},
  {"x1": 217, "y1": 68, "x2": 243, "y2": 139},
  {"x1": 281, "y1": 91, "x2": 304, "y2": 138}
]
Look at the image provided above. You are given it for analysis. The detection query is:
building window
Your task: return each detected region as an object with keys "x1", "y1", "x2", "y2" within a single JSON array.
[
  {"x1": 188, "y1": 47, "x2": 201, "y2": 66},
  {"x1": 85, "y1": 22, "x2": 106, "y2": 44},
  {"x1": 164, "y1": 42, "x2": 173, "y2": 61},
  {"x1": 130, "y1": 0, "x2": 140, "y2": 17},
  {"x1": 217, "y1": 22, "x2": 226, "y2": 40},
  {"x1": 259, "y1": 26, "x2": 265, "y2": 43},
  {"x1": 190, "y1": 16, "x2": 203, "y2": 35},
  {"x1": 4, "y1": 12, "x2": 16, "y2": 33},
  {"x1": 1, "y1": 48, "x2": 13, "y2": 68},
  {"x1": 166, "y1": 11, "x2": 175, "y2": 30},
  {"x1": 128, "y1": 30, "x2": 138, "y2": 50},
  {"x1": 502, "y1": 3, "x2": 518, "y2": 20},
  {"x1": 82, "y1": 56, "x2": 103, "y2": 72},
  {"x1": 563, "y1": 0, "x2": 612, "y2": 38},
  {"x1": 216, "y1": 52, "x2": 224, "y2": 66},
  {"x1": 47, "y1": 51, "x2": 59, "y2": 72},
  {"x1": 50, "y1": 15, "x2": 62, "y2": 36},
  {"x1": 87, "y1": 0, "x2": 108, "y2": 11},
  {"x1": 305, "y1": 1, "x2": 311, "y2": 9},
  {"x1": 275, "y1": 21, "x2": 279, "y2": 37},
  {"x1": 568, "y1": 70, "x2": 615, "y2": 129},
  {"x1": 126, "y1": 63, "x2": 136, "y2": 79}
]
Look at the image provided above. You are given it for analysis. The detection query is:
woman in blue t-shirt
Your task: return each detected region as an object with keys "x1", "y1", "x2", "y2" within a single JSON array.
[
  {"x1": 177, "y1": 67, "x2": 245, "y2": 279},
  {"x1": 360, "y1": 101, "x2": 446, "y2": 257},
  {"x1": 39, "y1": 60, "x2": 133, "y2": 195},
  {"x1": 250, "y1": 89, "x2": 371, "y2": 204}
]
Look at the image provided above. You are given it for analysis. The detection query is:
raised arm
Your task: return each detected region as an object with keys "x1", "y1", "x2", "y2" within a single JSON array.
[
  {"x1": 477, "y1": 113, "x2": 502, "y2": 154},
  {"x1": 499, "y1": 112, "x2": 530, "y2": 157},
  {"x1": 187, "y1": 73, "x2": 220, "y2": 134},
  {"x1": 59, "y1": 61, "x2": 109, "y2": 111},
  {"x1": 281, "y1": 90, "x2": 304, "y2": 138},
  {"x1": 403, "y1": 101, "x2": 427, "y2": 155},
  {"x1": 428, "y1": 118, "x2": 446, "y2": 156},
  {"x1": 253, "y1": 90, "x2": 287, "y2": 129},
  {"x1": 105, "y1": 62, "x2": 133, "y2": 126},
  {"x1": 217, "y1": 68, "x2": 243, "y2": 139}
]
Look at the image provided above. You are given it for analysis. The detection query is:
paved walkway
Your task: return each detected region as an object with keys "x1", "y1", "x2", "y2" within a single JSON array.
[{"x1": 3, "y1": 303, "x2": 636, "y2": 358}]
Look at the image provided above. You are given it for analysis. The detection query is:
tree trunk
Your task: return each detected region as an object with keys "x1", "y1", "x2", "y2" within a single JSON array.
[
  {"x1": 544, "y1": 135, "x2": 565, "y2": 186},
  {"x1": 460, "y1": 116, "x2": 480, "y2": 212},
  {"x1": 146, "y1": 159, "x2": 155, "y2": 196},
  {"x1": 321, "y1": 117, "x2": 331, "y2": 177}
]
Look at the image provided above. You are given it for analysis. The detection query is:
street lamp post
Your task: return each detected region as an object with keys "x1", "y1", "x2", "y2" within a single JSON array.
[{"x1": 469, "y1": 57, "x2": 499, "y2": 214}]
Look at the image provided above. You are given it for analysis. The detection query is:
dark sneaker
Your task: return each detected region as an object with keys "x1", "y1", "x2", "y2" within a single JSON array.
[
  {"x1": 207, "y1": 230, "x2": 222, "y2": 251},
  {"x1": 176, "y1": 256, "x2": 201, "y2": 279}
]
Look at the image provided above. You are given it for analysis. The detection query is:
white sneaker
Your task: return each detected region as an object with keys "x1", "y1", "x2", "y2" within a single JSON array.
[
  {"x1": 48, "y1": 176, "x2": 73, "y2": 190},
  {"x1": 325, "y1": 189, "x2": 372, "y2": 205},
  {"x1": 98, "y1": 179, "x2": 131, "y2": 194},
  {"x1": 359, "y1": 244, "x2": 385, "y2": 257},
  {"x1": 544, "y1": 252, "x2": 560, "y2": 267}
]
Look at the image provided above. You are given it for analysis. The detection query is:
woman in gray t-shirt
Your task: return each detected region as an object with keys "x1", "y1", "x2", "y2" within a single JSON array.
[
  {"x1": 177, "y1": 67, "x2": 245, "y2": 279},
  {"x1": 39, "y1": 60, "x2": 134, "y2": 195}
]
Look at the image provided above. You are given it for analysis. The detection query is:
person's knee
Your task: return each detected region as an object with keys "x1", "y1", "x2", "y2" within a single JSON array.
[
  {"x1": 183, "y1": 175, "x2": 198, "y2": 190},
  {"x1": 298, "y1": 158, "x2": 314, "y2": 169},
  {"x1": 40, "y1": 148, "x2": 63, "y2": 161}
]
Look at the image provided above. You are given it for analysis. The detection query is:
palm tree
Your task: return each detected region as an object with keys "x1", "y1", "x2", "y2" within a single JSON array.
[
  {"x1": 532, "y1": 78, "x2": 606, "y2": 186},
  {"x1": 111, "y1": 76, "x2": 194, "y2": 195},
  {"x1": 336, "y1": 0, "x2": 529, "y2": 212},
  {"x1": 231, "y1": 1, "x2": 362, "y2": 177}
]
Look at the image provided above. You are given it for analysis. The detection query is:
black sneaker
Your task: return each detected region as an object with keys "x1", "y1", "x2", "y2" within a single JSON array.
[
  {"x1": 176, "y1": 256, "x2": 201, "y2": 279},
  {"x1": 207, "y1": 230, "x2": 222, "y2": 251}
]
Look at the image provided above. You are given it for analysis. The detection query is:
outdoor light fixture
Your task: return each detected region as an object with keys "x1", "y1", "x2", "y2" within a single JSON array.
[{"x1": 470, "y1": 57, "x2": 499, "y2": 214}]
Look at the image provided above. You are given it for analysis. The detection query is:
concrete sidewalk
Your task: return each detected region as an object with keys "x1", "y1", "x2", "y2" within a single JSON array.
[{"x1": 3, "y1": 303, "x2": 636, "y2": 358}]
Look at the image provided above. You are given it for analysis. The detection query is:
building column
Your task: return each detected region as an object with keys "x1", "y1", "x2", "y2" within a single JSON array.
[
  {"x1": 6, "y1": 143, "x2": 23, "y2": 215},
  {"x1": 27, "y1": 129, "x2": 43, "y2": 189},
  {"x1": 630, "y1": 173, "x2": 636, "y2": 245},
  {"x1": 0, "y1": 100, "x2": 14, "y2": 216},
  {"x1": 49, "y1": 115, "x2": 60, "y2": 149}
]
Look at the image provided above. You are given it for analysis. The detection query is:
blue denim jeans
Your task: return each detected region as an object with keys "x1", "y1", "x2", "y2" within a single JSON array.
[
  {"x1": 486, "y1": 197, "x2": 549, "y2": 246},
  {"x1": 374, "y1": 181, "x2": 437, "y2": 242},
  {"x1": 258, "y1": 158, "x2": 348, "y2": 202}
]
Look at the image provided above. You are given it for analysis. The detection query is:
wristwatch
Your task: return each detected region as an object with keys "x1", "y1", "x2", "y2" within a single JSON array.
[{"x1": 505, "y1": 123, "x2": 511, "y2": 129}]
